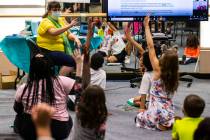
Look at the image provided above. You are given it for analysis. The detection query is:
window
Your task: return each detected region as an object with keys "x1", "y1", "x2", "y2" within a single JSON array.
[{"x1": 0, "y1": 0, "x2": 45, "y2": 40}]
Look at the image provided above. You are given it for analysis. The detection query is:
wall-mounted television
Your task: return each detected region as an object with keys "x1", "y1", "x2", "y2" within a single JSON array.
[
  {"x1": 90, "y1": 0, "x2": 100, "y2": 4},
  {"x1": 105, "y1": 0, "x2": 208, "y2": 21}
]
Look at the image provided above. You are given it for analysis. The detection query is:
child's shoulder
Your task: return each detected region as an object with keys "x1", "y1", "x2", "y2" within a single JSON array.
[
  {"x1": 175, "y1": 117, "x2": 203, "y2": 125},
  {"x1": 98, "y1": 68, "x2": 106, "y2": 76}
]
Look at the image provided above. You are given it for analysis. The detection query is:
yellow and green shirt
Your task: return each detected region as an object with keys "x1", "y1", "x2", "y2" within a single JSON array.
[
  {"x1": 37, "y1": 17, "x2": 68, "y2": 52},
  {"x1": 172, "y1": 117, "x2": 203, "y2": 140}
]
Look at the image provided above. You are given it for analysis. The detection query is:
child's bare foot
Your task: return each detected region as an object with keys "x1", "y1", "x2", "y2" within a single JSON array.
[
  {"x1": 175, "y1": 116, "x2": 182, "y2": 120},
  {"x1": 157, "y1": 124, "x2": 172, "y2": 131},
  {"x1": 108, "y1": 112, "x2": 112, "y2": 116}
]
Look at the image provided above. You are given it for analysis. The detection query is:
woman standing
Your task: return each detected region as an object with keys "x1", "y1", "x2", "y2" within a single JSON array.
[{"x1": 37, "y1": 1, "x2": 81, "y2": 76}]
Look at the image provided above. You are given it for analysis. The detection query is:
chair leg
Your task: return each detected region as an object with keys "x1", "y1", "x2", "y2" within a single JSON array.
[
  {"x1": 181, "y1": 28, "x2": 183, "y2": 46},
  {"x1": 194, "y1": 56, "x2": 200, "y2": 72},
  {"x1": 14, "y1": 68, "x2": 20, "y2": 89}
]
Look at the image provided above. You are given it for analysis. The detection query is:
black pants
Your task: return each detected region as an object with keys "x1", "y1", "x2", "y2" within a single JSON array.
[
  {"x1": 14, "y1": 113, "x2": 73, "y2": 140},
  {"x1": 98, "y1": 49, "x2": 127, "y2": 63},
  {"x1": 182, "y1": 55, "x2": 198, "y2": 65},
  {"x1": 113, "y1": 49, "x2": 127, "y2": 63},
  {"x1": 39, "y1": 48, "x2": 76, "y2": 68}
]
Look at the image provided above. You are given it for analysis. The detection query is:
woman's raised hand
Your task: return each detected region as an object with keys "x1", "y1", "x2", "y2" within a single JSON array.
[{"x1": 70, "y1": 18, "x2": 78, "y2": 27}]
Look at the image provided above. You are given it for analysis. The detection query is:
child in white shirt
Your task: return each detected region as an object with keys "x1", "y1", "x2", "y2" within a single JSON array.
[{"x1": 90, "y1": 52, "x2": 106, "y2": 90}]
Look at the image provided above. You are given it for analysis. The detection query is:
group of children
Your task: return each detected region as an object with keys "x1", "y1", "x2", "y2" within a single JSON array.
[
  {"x1": 14, "y1": 17, "x2": 107, "y2": 140},
  {"x1": 12, "y1": 6, "x2": 207, "y2": 139}
]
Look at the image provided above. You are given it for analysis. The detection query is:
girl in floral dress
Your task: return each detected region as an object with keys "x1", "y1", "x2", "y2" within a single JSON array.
[{"x1": 135, "y1": 17, "x2": 179, "y2": 130}]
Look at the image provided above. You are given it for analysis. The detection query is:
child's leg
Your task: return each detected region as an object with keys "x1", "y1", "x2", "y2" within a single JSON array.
[
  {"x1": 125, "y1": 41, "x2": 133, "y2": 57},
  {"x1": 139, "y1": 94, "x2": 146, "y2": 110},
  {"x1": 184, "y1": 57, "x2": 197, "y2": 64},
  {"x1": 107, "y1": 56, "x2": 118, "y2": 63},
  {"x1": 133, "y1": 96, "x2": 141, "y2": 107},
  {"x1": 124, "y1": 42, "x2": 133, "y2": 64},
  {"x1": 134, "y1": 96, "x2": 141, "y2": 102}
]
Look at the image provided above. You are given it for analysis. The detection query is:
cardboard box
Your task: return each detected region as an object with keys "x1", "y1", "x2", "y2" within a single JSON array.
[
  {"x1": 199, "y1": 48, "x2": 210, "y2": 73},
  {"x1": 0, "y1": 71, "x2": 16, "y2": 89},
  {"x1": 0, "y1": 51, "x2": 17, "y2": 89}
]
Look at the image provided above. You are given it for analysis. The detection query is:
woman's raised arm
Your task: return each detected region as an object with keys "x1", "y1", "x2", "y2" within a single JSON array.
[{"x1": 47, "y1": 18, "x2": 78, "y2": 36}]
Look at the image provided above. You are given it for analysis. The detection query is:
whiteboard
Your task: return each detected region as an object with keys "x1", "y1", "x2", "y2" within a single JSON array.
[
  {"x1": 0, "y1": 0, "x2": 45, "y2": 5},
  {"x1": 200, "y1": 20, "x2": 210, "y2": 48},
  {"x1": 200, "y1": 0, "x2": 210, "y2": 48},
  {"x1": 47, "y1": 0, "x2": 90, "y2": 3}
]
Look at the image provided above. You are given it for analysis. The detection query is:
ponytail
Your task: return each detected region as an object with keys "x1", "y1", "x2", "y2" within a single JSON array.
[{"x1": 42, "y1": 12, "x2": 48, "y2": 18}]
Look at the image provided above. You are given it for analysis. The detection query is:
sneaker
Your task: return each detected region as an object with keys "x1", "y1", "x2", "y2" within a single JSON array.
[{"x1": 124, "y1": 56, "x2": 130, "y2": 64}]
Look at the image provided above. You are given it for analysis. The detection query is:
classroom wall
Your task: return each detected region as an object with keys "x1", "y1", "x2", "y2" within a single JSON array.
[
  {"x1": 200, "y1": 20, "x2": 210, "y2": 48},
  {"x1": 0, "y1": 18, "x2": 42, "y2": 41},
  {"x1": 0, "y1": 51, "x2": 16, "y2": 75},
  {"x1": 0, "y1": 0, "x2": 44, "y2": 40}
]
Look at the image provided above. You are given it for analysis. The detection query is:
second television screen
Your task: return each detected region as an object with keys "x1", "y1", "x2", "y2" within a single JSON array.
[{"x1": 107, "y1": 0, "x2": 208, "y2": 21}]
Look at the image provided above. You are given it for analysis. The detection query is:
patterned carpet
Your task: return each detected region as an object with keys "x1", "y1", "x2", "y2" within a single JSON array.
[{"x1": 1, "y1": 79, "x2": 210, "y2": 140}]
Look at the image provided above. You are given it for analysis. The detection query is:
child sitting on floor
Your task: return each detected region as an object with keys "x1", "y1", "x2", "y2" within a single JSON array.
[
  {"x1": 32, "y1": 86, "x2": 108, "y2": 140},
  {"x1": 182, "y1": 34, "x2": 200, "y2": 64},
  {"x1": 135, "y1": 16, "x2": 179, "y2": 130},
  {"x1": 133, "y1": 52, "x2": 153, "y2": 110},
  {"x1": 71, "y1": 85, "x2": 108, "y2": 140},
  {"x1": 98, "y1": 22, "x2": 128, "y2": 63},
  {"x1": 124, "y1": 23, "x2": 153, "y2": 110},
  {"x1": 13, "y1": 50, "x2": 83, "y2": 140},
  {"x1": 172, "y1": 94, "x2": 205, "y2": 140},
  {"x1": 90, "y1": 52, "x2": 106, "y2": 89}
]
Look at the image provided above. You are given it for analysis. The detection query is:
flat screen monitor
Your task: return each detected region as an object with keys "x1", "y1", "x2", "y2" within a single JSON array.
[
  {"x1": 105, "y1": 0, "x2": 208, "y2": 21},
  {"x1": 90, "y1": 0, "x2": 100, "y2": 4},
  {"x1": 79, "y1": 22, "x2": 88, "y2": 36}
]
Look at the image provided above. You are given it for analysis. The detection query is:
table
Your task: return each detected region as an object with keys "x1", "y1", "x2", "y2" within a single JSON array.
[
  {"x1": 0, "y1": 35, "x2": 103, "y2": 73},
  {"x1": 0, "y1": 35, "x2": 31, "y2": 73},
  {"x1": 136, "y1": 34, "x2": 176, "y2": 45}
]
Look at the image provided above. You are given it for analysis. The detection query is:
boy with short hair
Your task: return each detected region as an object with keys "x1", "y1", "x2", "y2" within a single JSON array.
[
  {"x1": 90, "y1": 52, "x2": 106, "y2": 90},
  {"x1": 172, "y1": 94, "x2": 205, "y2": 140}
]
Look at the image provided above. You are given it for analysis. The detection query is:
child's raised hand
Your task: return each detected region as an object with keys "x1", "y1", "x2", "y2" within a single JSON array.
[
  {"x1": 76, "y1": 41, "x2": 82, "y2": 49},
  {"x1": 87, "y1": 17, "x2": 96, "y2": 36},
  {"x1": 124, "y1": 22, "x2": 132, "y2": 40},
  {"x1": 143, "y1": 16, "x2": 150, "y2": 28},
  {"x1": 73, "y1": 49, "x2": 83, "y2": 64},
  {"x1": 31, "y1": 103, "x2": 55, "y2": 128}
]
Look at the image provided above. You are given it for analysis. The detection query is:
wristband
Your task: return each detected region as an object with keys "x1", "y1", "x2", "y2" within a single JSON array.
[{"x1": 75, "y1": 76, "x2": 82, "y2": 83}]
